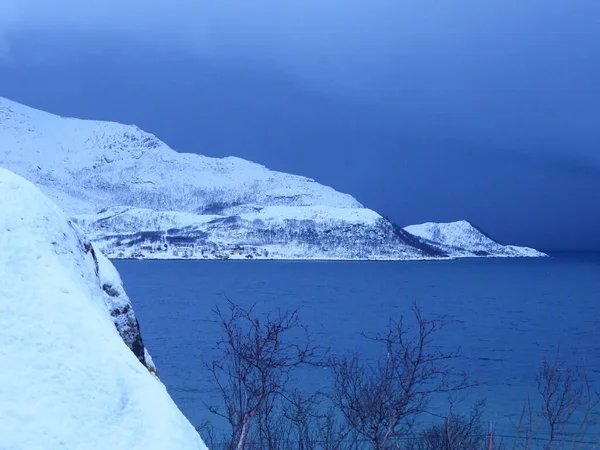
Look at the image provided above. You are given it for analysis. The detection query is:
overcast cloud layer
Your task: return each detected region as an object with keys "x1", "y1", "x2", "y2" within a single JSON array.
[{"x1": 1, "y1": 0, "x2": 599, "y2": 250}]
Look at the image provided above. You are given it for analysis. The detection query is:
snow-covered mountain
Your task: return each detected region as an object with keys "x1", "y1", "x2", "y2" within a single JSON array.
[
  {"x1": 0, "y1": 96, "x2": 544, "y2": 259},
  {"x1": 404, "y1": 220, "x2": 547, "y2": 258},
  {"x1": 0, "y1": 96, "x2": 442, "y2": 260},
  {"x1": 0, "y1": 167, "x2": 207, "y2": 449}
]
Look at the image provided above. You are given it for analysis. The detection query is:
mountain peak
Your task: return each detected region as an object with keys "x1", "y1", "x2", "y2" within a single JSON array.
[{"x1": 0, "y1": 95, "x2": 363, "y2": 215}]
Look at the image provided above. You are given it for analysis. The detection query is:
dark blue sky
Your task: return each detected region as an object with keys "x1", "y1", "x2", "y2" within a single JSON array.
[{"x1": 1, "y1": 1, "x2": 599, "y2": 250}]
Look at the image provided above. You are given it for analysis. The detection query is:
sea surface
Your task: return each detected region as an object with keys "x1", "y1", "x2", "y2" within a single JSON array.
[{"x1": 114, "y1": 254, "x2": 600, "y2": 442}]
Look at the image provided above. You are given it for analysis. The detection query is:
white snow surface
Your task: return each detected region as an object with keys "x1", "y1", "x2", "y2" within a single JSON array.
[
  {"x1": 0, "y1": 168, "x2": 207, "y2": 450},
  {"x1": 404, "y1": 220, "x2": 547, "y2": 258},
  {"x1": 72, "y1": 205, "x2": 430, "y2": 260},
  {"x1": 0, "y1": 96, "x2": 361, "y2": 215}
]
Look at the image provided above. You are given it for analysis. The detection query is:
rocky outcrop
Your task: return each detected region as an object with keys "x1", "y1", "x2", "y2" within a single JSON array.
[
  {"x1": 71, "y1": 217, "x2": 155, "y2": 371},
  {"x1": 96, "y1": 249, "x2": 156, "y2": 373}
]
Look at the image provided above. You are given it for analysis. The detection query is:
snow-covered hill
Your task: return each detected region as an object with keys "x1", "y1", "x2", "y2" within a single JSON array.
[
  {"x1": 0, "y1": 96, "x2": 362, "y2": 215},
  {"x1": 0, "y1": 96, "x2": 544, "y2": 260},
  {"x1": 0, "y1": 167, "x2": 207, "y2": 449},
  {"x1": 0, "y1": 96, "x2": 442, "y2": 260},
  {"x1": 72, "y1": 205, "x2": 440, "y2": 260},
  {"x1": 404, "y1": 220, "x2": 547, "y2": 258}
]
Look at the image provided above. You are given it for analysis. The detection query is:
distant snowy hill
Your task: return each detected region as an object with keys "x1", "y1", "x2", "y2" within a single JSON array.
[
  {"x1": 0, "y1": 96, "x2": 544, "y2": 259},
  {"x1": 404, "y1": 220, "x2": 547, "y2": 258},
  {"x1": 0, "y1": 167, "x2": 207, "y2": 449}
]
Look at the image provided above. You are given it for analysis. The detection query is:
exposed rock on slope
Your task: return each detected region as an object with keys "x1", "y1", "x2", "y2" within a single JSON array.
[
  {"x1": 0, "y1": 167, "x2": 207, "y2": 449},
  {"x1": 96, "y1": 248, "x2": 156, "y2": 371},
  {"x1": 404, "y1": 220, "x2": 547, "y2": 258}
]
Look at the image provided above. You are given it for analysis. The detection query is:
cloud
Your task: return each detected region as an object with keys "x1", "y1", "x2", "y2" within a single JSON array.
[
  {"x1": 1, "y1": 0, "x2": 599, "y2": 164},
  {"x1": 463, "y1": 149, "x2": 600, "y2": 178},
  {"x1": 2, "y1": 0, "x2": 599, "y2": 94},
  {"x1": 0, "y1": 37, "x2": 10, "y2": 61}
]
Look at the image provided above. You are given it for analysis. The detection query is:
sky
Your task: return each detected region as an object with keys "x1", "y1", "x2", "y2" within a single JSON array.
[{"x1": 0, "y1": 0, "x2": 599, "y2": 251}]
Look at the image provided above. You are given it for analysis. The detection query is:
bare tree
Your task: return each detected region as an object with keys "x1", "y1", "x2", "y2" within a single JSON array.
[
  {"x1": 510, "y1": 352, "x2": 600, "y2": 450},
  {"x1": 195, "y1": 419, "x2": 230, "y2": 450},
  {"x1": 252, "y1": 392, "x2": 287, "y2": 450},
  {"x1": 536, "y1": 351, "x2": 582, "y2": 446},
  {"x1": 568, "y1": 365, "x2": 600, "y2": 450},
  {"x1": 282, "y1": 390, "x2": 323, "y2": 450},
  {"x1": 205, "y1": 298, "x2": 322, "y2": 450},
  {"x1": 330, "y1": 302, "x2": 474, "y2": 449},
  {"x1": 408, "y1": 400, "x2": 501, "y2": 450},
  {"x1": 510, "y1": 395, "x2": 537, "y2": 450},
  {"x1": 315, "y1": 406, "x2": 356, "y2": 450}
]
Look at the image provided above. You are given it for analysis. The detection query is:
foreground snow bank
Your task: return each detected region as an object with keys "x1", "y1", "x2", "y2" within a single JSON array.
[{"x1": 0, "y1": 168, "x2": 207, "y2": 449}]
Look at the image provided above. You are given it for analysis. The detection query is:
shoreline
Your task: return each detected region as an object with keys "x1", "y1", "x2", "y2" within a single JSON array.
[{"x1": 108, "y1": 254, "x2": 550, "y2": 262}]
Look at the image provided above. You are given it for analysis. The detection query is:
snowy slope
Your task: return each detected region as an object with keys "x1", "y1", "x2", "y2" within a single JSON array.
[
  {"x1": 404, "y1": 220, "x2": 547, "y2": 258},
  {"x1": 0, "y1": 96, "x2": 441, "y2": 260},
  {"x1": 0, "y1": 168, "x2": 207, "y2": 449},
  {"x1": 0, "y1": 96, "x2": 361, "y2": 214}
]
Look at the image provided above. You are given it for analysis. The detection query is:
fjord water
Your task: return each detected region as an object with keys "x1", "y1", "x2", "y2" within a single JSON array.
[{"x1": 114, "y1": 255, "x2": 600, "y2": 437}]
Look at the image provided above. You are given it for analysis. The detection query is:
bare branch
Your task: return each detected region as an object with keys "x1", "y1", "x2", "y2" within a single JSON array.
[
  {"x1": 204, "y1": 297, "x2": 324, "y2": 449},
  {"x1": 330, "y1": 301, "x2": 475, "y2": 449}
]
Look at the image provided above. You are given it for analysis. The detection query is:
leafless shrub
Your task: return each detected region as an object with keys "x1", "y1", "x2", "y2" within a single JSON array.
[
  {"x1": 205, "y1": 298, "x2": 323, "y2": 450},
  {"x1": 201, "y1": 301, "x2": 599, "y2": 450},
  {"x1": 281, "y1": 391, "x2": 324, "y2": 449},
  {"x1": 195, "y1": 419, "x2": 229, "y2": 450},
  {"x1": 510, "y1": 395, "x2": 537, "y2": 450},
  {"x1": 510, "y1": 351, "x2": 600, "y2": 450},
  {"x1": 314, "y1": 406, "x2": 356, "y2": 450},
  {"x1": 329, "y1": 302, "x2": 475, "y2": 449},
  {"x1": 407, "y1": 399, "x2": 504, "y2": 450},
  {"x1": 537, "y1": 351, "x2": 582, "y2": 445}
]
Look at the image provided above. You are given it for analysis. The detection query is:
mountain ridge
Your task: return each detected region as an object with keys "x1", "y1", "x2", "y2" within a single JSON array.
[
  {"x1": 0, "y1": 96, "x2": 545, "y2": 260},
  {"x1": 0, "y1": 96, "x2": 361, "y2": 214}
]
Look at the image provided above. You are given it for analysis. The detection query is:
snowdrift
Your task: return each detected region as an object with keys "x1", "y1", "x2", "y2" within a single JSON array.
[{"x1": 0, "y1": 167, "x2": 207, "y2": 449}]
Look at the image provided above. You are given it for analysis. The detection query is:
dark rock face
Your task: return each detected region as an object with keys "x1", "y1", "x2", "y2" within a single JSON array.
[
  {"x1": 100, "y1": 280, "x2": 147, "y2": 367},
  {"x1": 103, "y1": 284, "x2": 121, "y2": 299},
  {"x1": 82, "y1": 237, "x2": 150, "y2": 368}
]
